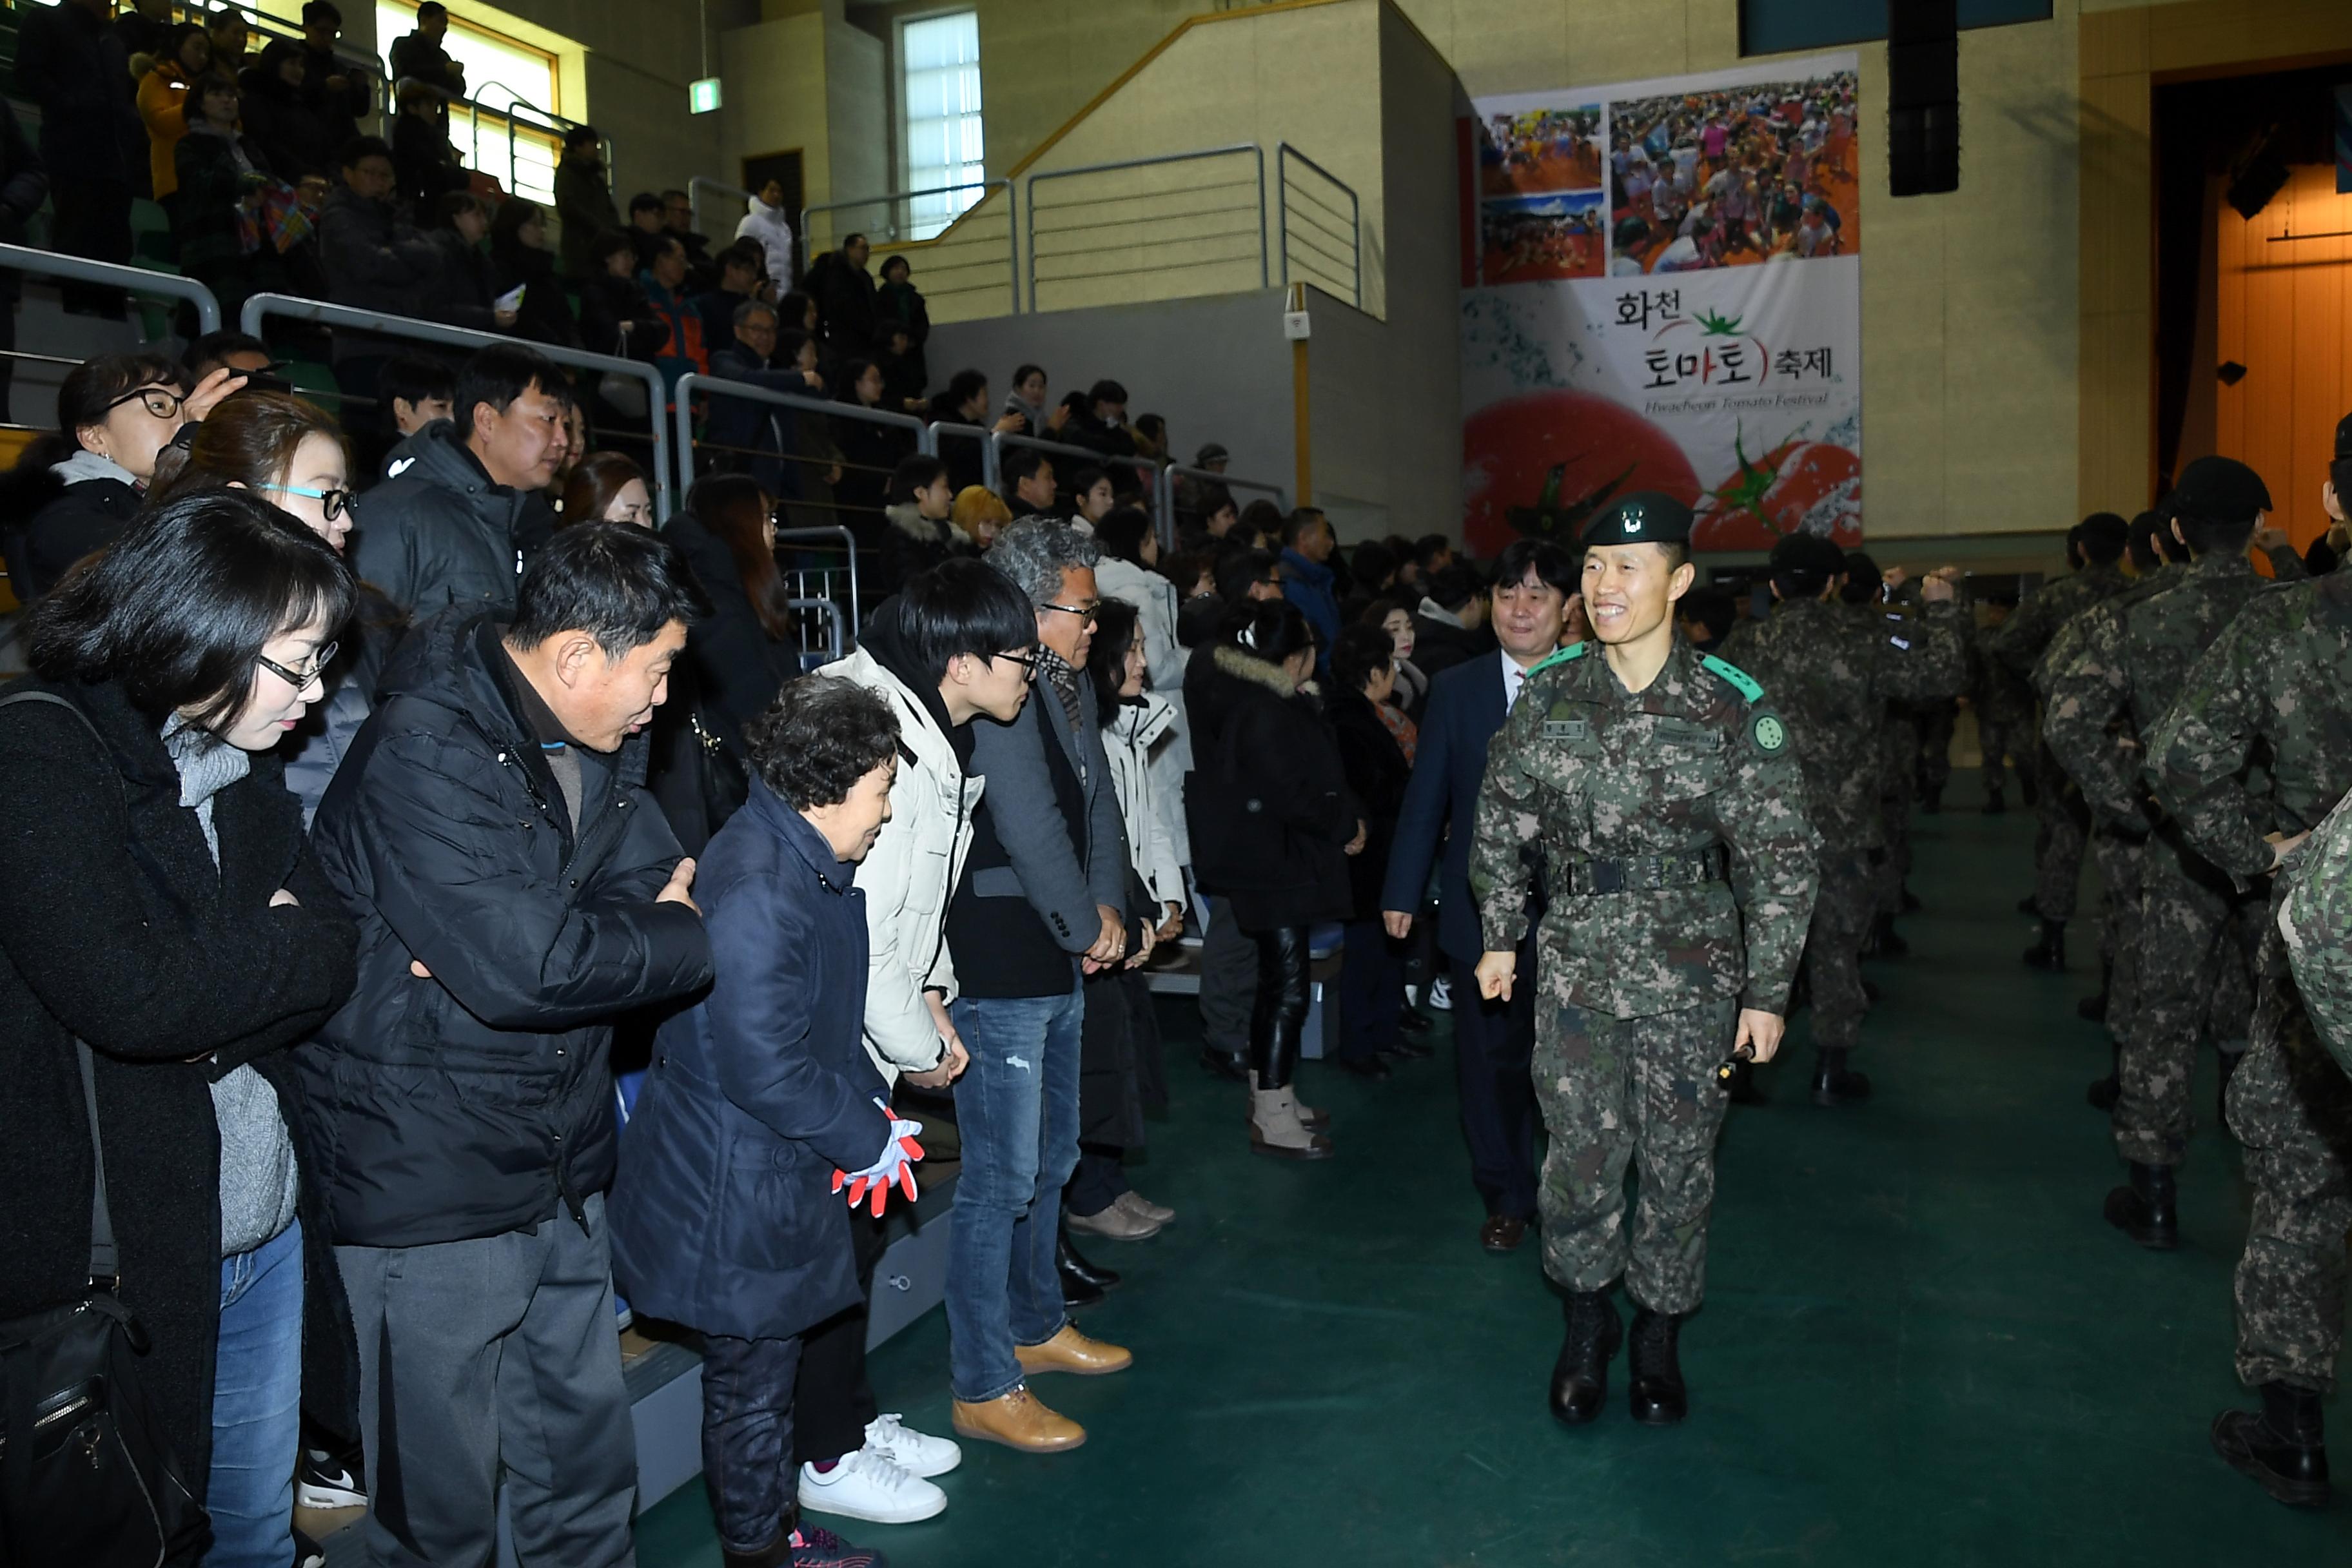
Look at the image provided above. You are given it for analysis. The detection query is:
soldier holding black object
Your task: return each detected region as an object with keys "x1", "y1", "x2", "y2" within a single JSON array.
[{"x1": 1469, "y1": 493, "x2": 1818, "y2": 1429}]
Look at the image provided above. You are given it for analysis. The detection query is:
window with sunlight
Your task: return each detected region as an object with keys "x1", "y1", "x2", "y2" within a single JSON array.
[
  {"x1": 901, "y1": 12, "x2": 985, "y2": 240},
  {"x1": 378, "y1": 2, "x2": 565, "y2": 206}
]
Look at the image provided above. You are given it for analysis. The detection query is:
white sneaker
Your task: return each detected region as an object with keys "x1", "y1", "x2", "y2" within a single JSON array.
[
  {"x1": 863, "y1": 1411, "x2": 961, "y2": 1478},
  {"x1": 797, "y1": 1446, "x2": 946, "y2": 1525},
  {"x1": 1427, "y1": 975, "x2": 1453, "y2": 1012}
]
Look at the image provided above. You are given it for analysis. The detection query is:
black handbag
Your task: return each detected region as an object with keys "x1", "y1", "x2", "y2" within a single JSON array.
[
  {"x1": 0, "y1": 691, "x2": 208, "y2": 1566},
  {"x1": 690, "y1": 708, "x2": 751, "y2": 832}
]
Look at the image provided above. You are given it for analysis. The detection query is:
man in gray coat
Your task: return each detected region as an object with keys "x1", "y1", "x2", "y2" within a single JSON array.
[
  {"x1": 940, "y1": 517, "x2": 1142, "y2": 1455},
  {"x1": 353, "y1": 344, "x2": 571, "y2": 618}
]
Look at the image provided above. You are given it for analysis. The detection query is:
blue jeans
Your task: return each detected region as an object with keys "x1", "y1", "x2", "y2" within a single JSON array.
[
  {"x1": 203, "y1": 1219, "x2": 303, "y2": 1568},
  {"x1": 947, "y1": 977, "x2": 1083, "y2": 1402}
]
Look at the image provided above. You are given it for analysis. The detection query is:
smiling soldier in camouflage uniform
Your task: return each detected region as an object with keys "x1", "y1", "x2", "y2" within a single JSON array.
[
  {"x1": 1469, "y1": 493, "x2": 1818, "y2": 1432},
  {"x1": 1719, "y1": 533, "x2": 1964, "y2": 1107},
  {"x1": 2146, "y1": 480, "x2": 2352, "y2": 1507},
  {"x1": 2044, "y1": 460, "x2": 2275, "y2": 1251}
]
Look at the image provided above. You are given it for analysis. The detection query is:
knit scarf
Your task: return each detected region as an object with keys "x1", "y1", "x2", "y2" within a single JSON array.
[
  {"x1": 161, "y1": 713, "x2": 251, "y2": 868},
  {"x1": 1036, "y1": 647, "x2": 1083, "y2": 731}
]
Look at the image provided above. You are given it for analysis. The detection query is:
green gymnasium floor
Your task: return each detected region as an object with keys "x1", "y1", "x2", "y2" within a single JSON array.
[{"x1": 640, "y1": 807, "x2": 2346, "y2": 1567}]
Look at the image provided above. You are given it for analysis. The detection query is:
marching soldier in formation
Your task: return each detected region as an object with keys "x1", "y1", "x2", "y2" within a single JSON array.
[
  {"x1": 2044, "y1": 460, "x2": 2275, "y2": 1250},
  {"x1": 1468, "y1": 493, "x2": 1818, "y2": 1430},
  {"x1": 1717, "y1": 533, "x2": 1965, "y2": 1105},
  {"x1": 1966, "y1": 592, "x2": 2035, "y2": 816},
  {"x1": 2146, "y1": 487, "x2": 2352, "y2": 1509},
  {"x1": 1995, "y1": 512, "x2": 2133, "y2": 971}
]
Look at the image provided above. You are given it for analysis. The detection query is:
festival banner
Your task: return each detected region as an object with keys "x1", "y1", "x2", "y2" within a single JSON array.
[{"x1": 1459, "y1": 54, "x2": 1863, "y2": 555}]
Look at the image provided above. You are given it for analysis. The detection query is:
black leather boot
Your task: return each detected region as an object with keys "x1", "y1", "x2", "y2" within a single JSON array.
[
  {"x1": 1057, "y1": 1224, "x2": 1116, "y2": 1308},
  {"x1": 2086, "y1": 1041, "x2": 2121, "y2": 1112},
  {"x1": 2217, "y1": 1048, "x2": 2244, "y2": 1128},
  {"x1": 1810, "y1": 1047, "x2": 1872, "y2": 1107},
  {"x1": 1627, "y1": 1308, "x2": 1688, "y2": 1425},
  {"x1": 2211, "y1": 1382, "x2": 2330, "y2": 1507},
  {"x1": 2102, "y1": 1161, "x2": 2179, "y2": 1250},
  {"x1": 1982, "y1": 789, "x2": 2006, "y2": 816},
  {"x1": 1547, "y1": 1289, "x2": 1622, "y2": 1426},
  {"x1": 2021, "y1": 917, "x2": 2066, "y2": 970}
]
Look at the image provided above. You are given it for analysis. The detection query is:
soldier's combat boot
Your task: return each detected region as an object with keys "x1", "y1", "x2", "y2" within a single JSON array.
[
  {"x1": 2021, "y1": 917, "x2": 2066, "y2": 971},
  {"x1": 1810, "y1": 1048, "x2": 1872, "y2": 1107},
  {"x1": 2077, "y1": 961, "x2": 2111, "y2": 1022},
  {"x1": 2211, "y1": 1382, "x2": 2330, "y2": 1508},
  {"x1": 1548, "y1": 1289, "x2": 1622, "y2": 1427},
  {"x1": 1982, "y1": 789, "x2": 2006, "y2": 816},
  {"x1": 1626, "y1": 1308, "x2": 1687, "y2": 1426},
  {"x1": 2086, "y1": 1041, "x2": 2121, "y2": 1112},
  {"x1": 2102, "y1": 1160, "x2": 2178, "y2": 1250},
  {"x1": 1867, "y1": 914, "x2": 1910, "y2": 959}
]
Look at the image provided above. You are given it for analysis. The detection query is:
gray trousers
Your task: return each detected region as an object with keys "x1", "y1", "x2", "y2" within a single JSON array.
[
  {"x1": 1199, "y1": 894, "x2": 1258, "y2": 1057},
  {"x1": 335, "y1": 1192, "x2": 637, "y2": 1568}
]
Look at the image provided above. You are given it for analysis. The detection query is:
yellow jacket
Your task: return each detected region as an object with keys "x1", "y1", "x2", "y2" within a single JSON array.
[{"x1": 137, "y1": 64, "x2": 195, "y2": 199}]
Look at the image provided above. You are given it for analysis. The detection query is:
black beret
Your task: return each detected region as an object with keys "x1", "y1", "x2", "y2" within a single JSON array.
[
  {"x1": 1768, "y1": 531, "x2": 1848, "y2": 578},
  {"x1": 1581, "y1": 491, "x2": 1692, "y2": 548},
  {"x1": 1843, "y1": 549, "x2": 1880, "y2": 582},
  {"x1": 2170, "y1": 455, "x2": 2271, "y2": 523},
  {"x1": 2335, "y1": 411, "x2": 2352, "y2": 462}
]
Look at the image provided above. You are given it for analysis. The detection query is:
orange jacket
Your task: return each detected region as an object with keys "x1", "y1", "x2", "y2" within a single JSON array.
[{"x1": 137, "y1": 64, "x2": 195, "y2": 199}]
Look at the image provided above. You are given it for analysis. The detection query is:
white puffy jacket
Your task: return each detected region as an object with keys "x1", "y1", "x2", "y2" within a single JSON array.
[
  {"x1": 1093, "y1": 554, "x2": 1193, "y2": 863},
  {"x1": 812, "y1": 645, "x2": 981, "y2": 1083},
  {"x1": 736, "y1": 195, "x2": 796, "y2": 298},
  {"x1": 1102, "y1": 691, "x2": 1186, "y2": 912}
]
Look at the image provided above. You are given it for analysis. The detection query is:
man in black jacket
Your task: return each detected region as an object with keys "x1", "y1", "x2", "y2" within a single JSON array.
[
  {"x1": 12, "y1": 0, "x2": 135, "y2": 308},
  {"x1": 355, "y1": 344, "x2": 572, "y2": 618},
  {"x1": 943, "y1": 517, "x2": 1138, "y2": 1455},
  {"x1": 304, "y1": 524, "x2": 714, "y2": 1568},
  {"x1": 300, "y1": 2, "x2": 373, "y2": 153},
  {"x1": 1413, "y1": 562, "x2": 1496, "y2": 675}
]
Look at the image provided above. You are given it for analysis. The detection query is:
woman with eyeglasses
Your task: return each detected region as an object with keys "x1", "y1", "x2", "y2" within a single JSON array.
[
  {"x1": 1, "y1": 351, "x2": 247, "y2": 599},
  {"x1": 146, "y1": 389, "x2": 410, "y2": 829},
  {"x1": 0, "y1": 490, "x2": 360, "y2": 1568}
]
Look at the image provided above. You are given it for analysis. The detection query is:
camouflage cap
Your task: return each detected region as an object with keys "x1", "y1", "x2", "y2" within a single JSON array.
[
  {"x1": 1581, "y1": 491, "x2": 1692, "y2": 548},
  {"x1": 2170, "y1": 455, "x2": 2271, "y2": 524}
]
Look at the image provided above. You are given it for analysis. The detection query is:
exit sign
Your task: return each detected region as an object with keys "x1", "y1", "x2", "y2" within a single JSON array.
[{"x1": 689, "y1": 77, "x2": 721, "y2": 115}]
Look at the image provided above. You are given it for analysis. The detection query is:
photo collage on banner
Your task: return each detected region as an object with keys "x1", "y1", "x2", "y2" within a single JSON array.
[{"x1": 1460, "y1": 54, "x2": 1863, "y2": 555}]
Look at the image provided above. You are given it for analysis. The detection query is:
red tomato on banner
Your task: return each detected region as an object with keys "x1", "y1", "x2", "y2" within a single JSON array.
[
  {"x1": 1462, "y1": 390, "x2": 1700, "y2": 559},
  {"x1": 1690, "y1": 437, "x2": 1863, "y2": 551}
]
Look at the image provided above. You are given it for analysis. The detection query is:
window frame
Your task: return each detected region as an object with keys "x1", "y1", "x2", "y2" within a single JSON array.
[{"x1": 894, "y1": 5, "x2": 986, "y2": 239}]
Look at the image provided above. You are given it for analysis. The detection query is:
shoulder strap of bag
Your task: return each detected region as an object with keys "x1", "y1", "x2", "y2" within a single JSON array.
[{"x1": 0, "y1": 690, "x2": 123, "y2": 1286}]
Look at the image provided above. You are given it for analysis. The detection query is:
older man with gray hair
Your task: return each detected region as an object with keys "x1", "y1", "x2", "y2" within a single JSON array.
[{"x1": 941, "y1": 517, "x2": 1143, "y2": 1455}]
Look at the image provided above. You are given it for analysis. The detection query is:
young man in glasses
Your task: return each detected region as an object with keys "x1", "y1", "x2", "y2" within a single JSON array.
[{"x1": 792, "y1": 557, "x2": 1043, "y2": 1526}]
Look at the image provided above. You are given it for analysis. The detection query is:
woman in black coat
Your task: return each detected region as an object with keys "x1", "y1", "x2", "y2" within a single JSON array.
[
  {"x1": 0, "y1": 491, "x2": 360, "y2": 1564},
  {"x1": 488, "y1": 197, "x2": 584, "y2": 349},
  {"x1": 239, "y1": 38, "x2": 328, "y2": 181},
  {"x1": 830, "y1": 357, "x2": 916, "y2": 542},
  {"x1": 1326, "y1": 623, "x2": 1416, "y2": 1079},
  {"x1": 1185, "y1": 598, "x2": 1360, "y2": 1159}
]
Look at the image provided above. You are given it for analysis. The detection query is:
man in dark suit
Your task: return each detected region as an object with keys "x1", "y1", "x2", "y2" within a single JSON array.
[{"x1": 1382, "y1": 538, "x2": 1576, "y2": 1251}]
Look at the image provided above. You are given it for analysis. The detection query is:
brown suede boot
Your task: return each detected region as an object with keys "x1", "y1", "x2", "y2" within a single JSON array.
[{"x1": 950, "y1": 1386, "x2": 1086, "y2": 1453}]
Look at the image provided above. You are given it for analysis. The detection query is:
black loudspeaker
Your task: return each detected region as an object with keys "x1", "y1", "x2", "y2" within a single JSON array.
[{"x1": 1887, "y1": 0, "x2": 1959, "y2": 195}]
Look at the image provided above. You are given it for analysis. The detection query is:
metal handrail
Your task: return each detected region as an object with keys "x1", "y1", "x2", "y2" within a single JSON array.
[
  {"x1": 674, "y1": 372, "x2": 936, "y2": 532},
  {"x1": 989, "y1": 429, "x2": 1159, "y2": 495},
  {"x1": 691, "y1": 178, "x2": 756, "y2": 249},
  {"x1": 772, "y1": 525, "x2": 862, "y2": 646},
  {"x1": 193, "y1": 2, "x2": 382, "y2": 86},
  {"x1": 239, "y1": 293, "x2": 673, "y2": 520},
  {"x1": 0, "y1": 242, "x2": 220, "y2": 335},
  {"x1": 1159, "y1": 462, "x2": 1287, "y2": 548},
  {"x1": 926, "y1": 420, "x2": 999, "y2": 493},
  {"x1": 802, "y1": 179, "x2": 1019, "y2": 315},
  {"x1": 785, "y1": 597, "x2": 845, "y2": 666},
  {"x1": 1275, "y1": 142, "x2": 1361, "y2": 309},
  {"x1": 391, "y1": 75, "x2": 587, "y2": 206},
  {"x1": 1025, "y1": 145, "x2": 1266, "y2": 311}
]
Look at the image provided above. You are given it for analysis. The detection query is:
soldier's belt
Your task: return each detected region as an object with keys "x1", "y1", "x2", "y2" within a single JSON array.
[{"x1": 1554, "y1": 847, "x2": 1727, "y2": 897}]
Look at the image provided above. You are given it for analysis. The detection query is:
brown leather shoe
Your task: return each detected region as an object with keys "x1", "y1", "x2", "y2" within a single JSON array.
[
  {"x1": 1480, "y1": 1215, "x2": 1527, "y2": 1253},
  {"x1": 1013, "y1": 1323, "x2": 1134, "y2": 1377},
  {"x1": 950, "y1": 1386, "x2": 1086, "y2": 1453}
]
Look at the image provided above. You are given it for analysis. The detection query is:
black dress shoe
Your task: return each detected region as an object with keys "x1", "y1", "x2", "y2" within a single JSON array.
[
  {"x1": 2021, "y1": 917, "x2": 2066, "y2": 970},
  {"x1": 1338, "y1": 1054, "x2": 1391, "y2": 1081},
  {"x1": 1057, "y1": 1225, "x2": 1119, "y2": 1309},
  {"x1": 1868, "y1": 916, "x2": 1910, "y2": 959},
  {"x1": 1385, "y1": 1035, "x2": 1434, "y2": 1061},
  {"x1": 1810, "y1": 1048, "x2": 1872, "y2": 1107},
  {"x1": 1480, "y1": 1215, "x2": 1527, "y2": 1252},
  {"x1": 1627, "y1": 1308, "x2": 1687, "y2": 1425},
  {"x1": 1199, "y1": 1047, "x2": 1250, "y2": 1083},
  {"x1": 1548, "y1": 1289, "x2": 1621, "y2": 1426},
  {"x1": 1398, "y1": 1006, "x2": 1434, "y2": 1035},
  {"x1": 2211, "y1": 1383, "x2": 2331, "y2": 1507},
  {"x1": 2104, "y1": 1161, "x2": 2179, "y2": 1250}
]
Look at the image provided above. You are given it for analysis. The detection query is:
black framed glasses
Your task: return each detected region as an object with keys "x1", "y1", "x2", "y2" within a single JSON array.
[
  {"x1": 259, "y1": 483, "x2": 360, "y2": 522},
  {"x1": 996, "y1": 648, "x2": 1043, "y2": 672},
  {"x1": 256, "y1": 642, "x2": 337, "y2": 691},
  {"x1": 1042, "y1": 602, "x2": 1100, "y2": 626},
  {"x1": 106, "y1": 384, "x2": 187, "y2": 420}
]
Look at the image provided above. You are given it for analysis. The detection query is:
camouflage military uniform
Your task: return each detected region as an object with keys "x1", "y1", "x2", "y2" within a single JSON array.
[
  {"x1": 1470, "y1": 637, "x2": 1819, "y2": 1313},
  {"x1": 1718, "y1": 596, "x2": 1964, "y2": 1053},
  {"x1": 2148, "y1": 571, "x2": 2352, "y2": 1396},
  {"x1": 1997, "y1": 560, "x2": 2133, "y2": 919},
  {"x1": 1969, "y1": 614, "x2": 2037, "y2": 799},
  {"x1": 2278, "y1": 787, "x2": 2352, "y2": 1080},
  {"x1": 2048, "y1": 553, "x2": 2269, "y2": 1164}
]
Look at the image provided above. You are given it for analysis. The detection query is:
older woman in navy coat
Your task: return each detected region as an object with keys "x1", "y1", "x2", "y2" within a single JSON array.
[{"x1": 609, "y1": 677, "x2": 917, "y2": 1568}]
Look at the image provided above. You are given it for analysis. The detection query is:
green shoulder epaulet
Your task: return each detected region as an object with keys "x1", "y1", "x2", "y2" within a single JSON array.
[
  {"x1": 1525, "y1": 641, "x2": 1589, "y2": 678},
  {"x1": 1701, "y1": 652, "x2": 1765, "y2": 703}
]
